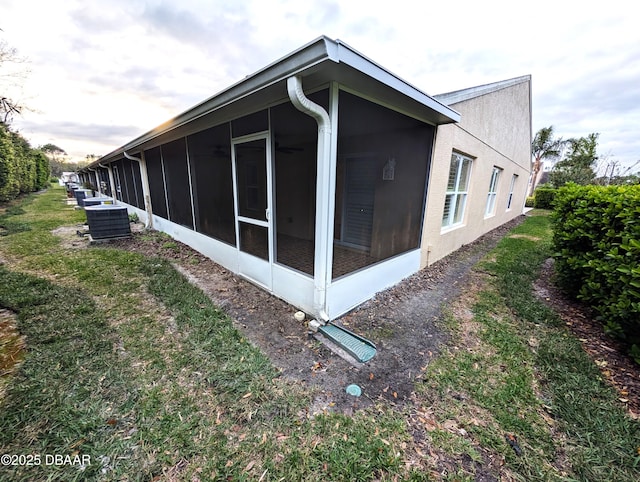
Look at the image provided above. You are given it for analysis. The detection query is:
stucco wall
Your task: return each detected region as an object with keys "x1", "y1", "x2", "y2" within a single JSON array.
[
  {"x1": 420, "y1": 79, "x2": 531, "y2": 267},
  {"x1": 450, "y1": 80, "x2": 532, "y2": 168}
]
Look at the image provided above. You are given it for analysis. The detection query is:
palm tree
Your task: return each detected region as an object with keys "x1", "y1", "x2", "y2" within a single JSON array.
[{"x1": 530, "y1": 126, "x2": 565, "y2": 195}]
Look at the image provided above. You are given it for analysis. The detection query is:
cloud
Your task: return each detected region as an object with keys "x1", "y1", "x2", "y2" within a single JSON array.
[
  {"x1": 17, "y1": 119, "x2": 140, "y2": 145},
  {"x1": 11, "y1": 117, "x2": 142, "y2": 160},
  {"x1": 304, "y1": 0, "x2": 341, "y2": 30},
  {"x1": 3, "y1": 0, "x2": 640, "y2": 167}
]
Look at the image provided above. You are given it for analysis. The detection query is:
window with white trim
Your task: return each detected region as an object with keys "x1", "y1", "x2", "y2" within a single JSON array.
[
  {"x1": 485, "y1": 166, "x2": 502, "y2": 217},
  {"x1": 442, "y1": 152, "x2": 472, "y2": 228},
  {"x1": 506, "y1": 174, "x2": 518, "y2": 210}
]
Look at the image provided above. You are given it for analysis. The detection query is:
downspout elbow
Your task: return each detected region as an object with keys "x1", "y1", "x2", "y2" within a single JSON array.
[
  {"x1": 287, "y1": 76, "x2": 330, "y2": 131},
  {"x1": 123, "y1": 151, "x2": 141, "y2": 162}
]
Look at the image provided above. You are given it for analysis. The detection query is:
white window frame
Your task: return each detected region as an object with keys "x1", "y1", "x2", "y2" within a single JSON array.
[
  {"x1": 506, "y1": 174, "x2": 518, "y2": 210},
  {"x1": 485, "y1": 166, "x2": 502, "y2": 217},
  {"x1": 442, "y1": 152, "x2": 473, "y2": 229}
]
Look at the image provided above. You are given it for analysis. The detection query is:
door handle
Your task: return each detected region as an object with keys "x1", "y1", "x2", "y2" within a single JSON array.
[{"x1": 265, "y1": 208, "x2": 270, "y2": 221}]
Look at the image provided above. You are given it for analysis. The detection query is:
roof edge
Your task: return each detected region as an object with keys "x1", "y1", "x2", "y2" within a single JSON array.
[
  {"x1": 91, "y1": 36, "x2": 337, "y2": 166},
  {"x1": 87, "y1": 36, "x2": 460, "y2": 168},
  {"x1": 434, "y1": 75, "x2": 531, "y2": 105}
]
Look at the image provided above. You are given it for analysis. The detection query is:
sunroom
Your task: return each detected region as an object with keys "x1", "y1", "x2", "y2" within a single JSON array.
[{"x1": 84, "y1": 36, "x2": 460, "y2": 321}]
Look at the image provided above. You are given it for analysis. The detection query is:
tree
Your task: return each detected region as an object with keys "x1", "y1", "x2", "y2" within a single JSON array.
[
  {"x1": 33, "y1": 150, "x2": 50, "y2": 190},
  {"x1": 0, "y1": 39, "x2": 29, "y2": 124},
  {"x1": 1, "y1": 96, "x2": 20, "y2": 124},
  {"x1": 40, "y1": 143, "x2": 67, "y2": 160},
  {"x1": 0, "y1": 122, "x2": 18, "y2": 200},
  {"x1": 548, "y1": 133, "x2": 599, "y2": 188},
  {"x1": 530, "y1": 126, "x2": 565, "y2": 195},
  {"x1": 602, "y1": 160, "x2": 640, "y2": 185},
  {"x1": 0, "y1": 122, "x2": 49, "y2": 201},
  {"x1": 40, "y1": 143, "x2": 67, "y2": 176}
]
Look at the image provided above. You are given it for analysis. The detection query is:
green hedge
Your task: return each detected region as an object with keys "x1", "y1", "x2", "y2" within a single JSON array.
[
  {"x1": 552, "y1": 184, "x2": 640, "y2": 356},
  {"x1": 0, "y1": 123, "x2": 50, "y2": 202},
  {"x1": 533, "y1": 187, "x2": 557, "y2": 209}
]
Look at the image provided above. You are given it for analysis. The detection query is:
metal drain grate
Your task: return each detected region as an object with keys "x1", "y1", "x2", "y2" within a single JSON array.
[{"x1": 318, "y1": 324, "x2": 376, "y2": 363}]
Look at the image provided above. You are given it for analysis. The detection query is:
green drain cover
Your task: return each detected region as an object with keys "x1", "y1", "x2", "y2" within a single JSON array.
[
  {"x1": 318, "y1": 324, "x2": 376, "y2": 363},
  {"x1": 346, "y1": 384, "x2": 362, "y2": 396}
]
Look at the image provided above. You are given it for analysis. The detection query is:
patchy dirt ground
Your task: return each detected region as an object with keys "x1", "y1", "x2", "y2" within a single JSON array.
[
  {"x1": 51, "y1": 215, "x2": 640, "y2": 419},
  {"x1": 90, "y1": 217, "x2": 523, "y2": 415}
]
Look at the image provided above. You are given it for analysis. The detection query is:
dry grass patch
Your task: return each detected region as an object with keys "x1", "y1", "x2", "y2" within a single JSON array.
[
  {"x1": 0, "y1": 308, "x2": 24, "y2": 400},
  {"x1": 508, "y1": 233, "x2": 541, "y2": 241}
]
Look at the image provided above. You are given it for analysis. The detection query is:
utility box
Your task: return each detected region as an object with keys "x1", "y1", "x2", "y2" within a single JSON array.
[
  {"x1": 85, "y1": 205, "x2": 131, "y2": 240},
  {"x1": 83, "y1": 196, "x2": 113, "y2": 207},
  {"x1": 74, "y1": 189, "x2": 93, "y2": 206}
]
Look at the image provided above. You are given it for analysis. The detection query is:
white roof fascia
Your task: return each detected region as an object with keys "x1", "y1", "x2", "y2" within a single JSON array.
[{"x1": 434, "y1": 75, "x2": 531, "y2": 105}]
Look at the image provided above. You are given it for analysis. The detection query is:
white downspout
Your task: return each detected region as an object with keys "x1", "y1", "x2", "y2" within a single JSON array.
[
  {"x1": 88, "y1": 168, "x2": 100, "y2": 195},
  {"x1": 124, "y1": 151, "x2": 153, "y2": 229},
  {"x1": 99, "y1": 163, "x2": 117, "y2": 205},
  {"x1": 287, "y1": 75, "x2": 332, "y2": 323}
]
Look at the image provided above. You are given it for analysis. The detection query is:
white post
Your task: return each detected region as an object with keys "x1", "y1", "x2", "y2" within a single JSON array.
[{"x1": 105, "y1": 164, "x2": 117, "y2": 203}]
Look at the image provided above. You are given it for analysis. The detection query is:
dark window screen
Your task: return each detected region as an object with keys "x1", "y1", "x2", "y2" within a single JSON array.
[
  {"x1": 98, "y1": 167, "x2": 111, "y2": 196},
  {"x1": 120, "y1": 158, "x2": 134, "y2": 205},
  {"x1": 144, "y1": 146, "x2": 168, "y2": 219},
  {"x1": 125, "y1": 158, "x2": 140, "y2": 208},
  {"x1": 131, "y1": 159, "x2": 144, "y2": 209},
  {"x1": 187, "y1": 124, "x2": 236, "y2": 246},
  {"x1": 161, "y1": 138, "x2": 194, "y2": 229},
  {"x1": 112, "y1": 165, "x2": 121, "y2": 201},
  {"x1": 231, "y1": 109, "x2": 268, "y2": 138},
  {"x1": 270, "y1": 90, "x2": 327, "y2": 276},
  {"x1": 333, "y1": 90, "x2": 435, "y2": 278},
  {"x1": 113, "y1": 159, "x2": 127, "y2": 202},
  {"x1": 235, "y1": 140, "x2": 267, "y2": 220}
]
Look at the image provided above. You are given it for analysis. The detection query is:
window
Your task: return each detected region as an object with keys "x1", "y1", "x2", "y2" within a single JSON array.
[
  {"x1": 485, "y1": 167, "x2": 502, "y2": 217},
  {"x1": 442, "y1": 152, "x2": 472, "y2": 228},
  {"x1": 507, "y1": 174, "x2": 518, "y2": 210}
]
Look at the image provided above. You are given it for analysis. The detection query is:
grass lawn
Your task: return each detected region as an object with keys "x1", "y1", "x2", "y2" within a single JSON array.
[{"x1": 1, "y1": 187, "x2": 639, "y2": 481}]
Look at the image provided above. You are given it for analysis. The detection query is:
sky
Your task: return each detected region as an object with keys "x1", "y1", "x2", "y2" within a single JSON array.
[{"x1": 2, "y1": 0, "x2": 639, "y2": 175}]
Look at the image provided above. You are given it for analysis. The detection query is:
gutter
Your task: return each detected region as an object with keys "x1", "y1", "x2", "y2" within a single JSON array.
[{"x1": 286, "y1": 75, "x2": 331, "y2": 324}]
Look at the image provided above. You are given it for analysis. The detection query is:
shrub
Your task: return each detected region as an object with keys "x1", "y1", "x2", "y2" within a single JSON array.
[
  {"x1": 0, "y1": 123, "x2": 50, "y2": 201},
  {"x1": 533, "y1": 187, "x2": 557, "y2": 209},
  {"x1": 525, "y1": 196, "x2": 535, "y2": 208},
  {"x1": 552, "y1": 184, "x2": 640, "y2": 359}
]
